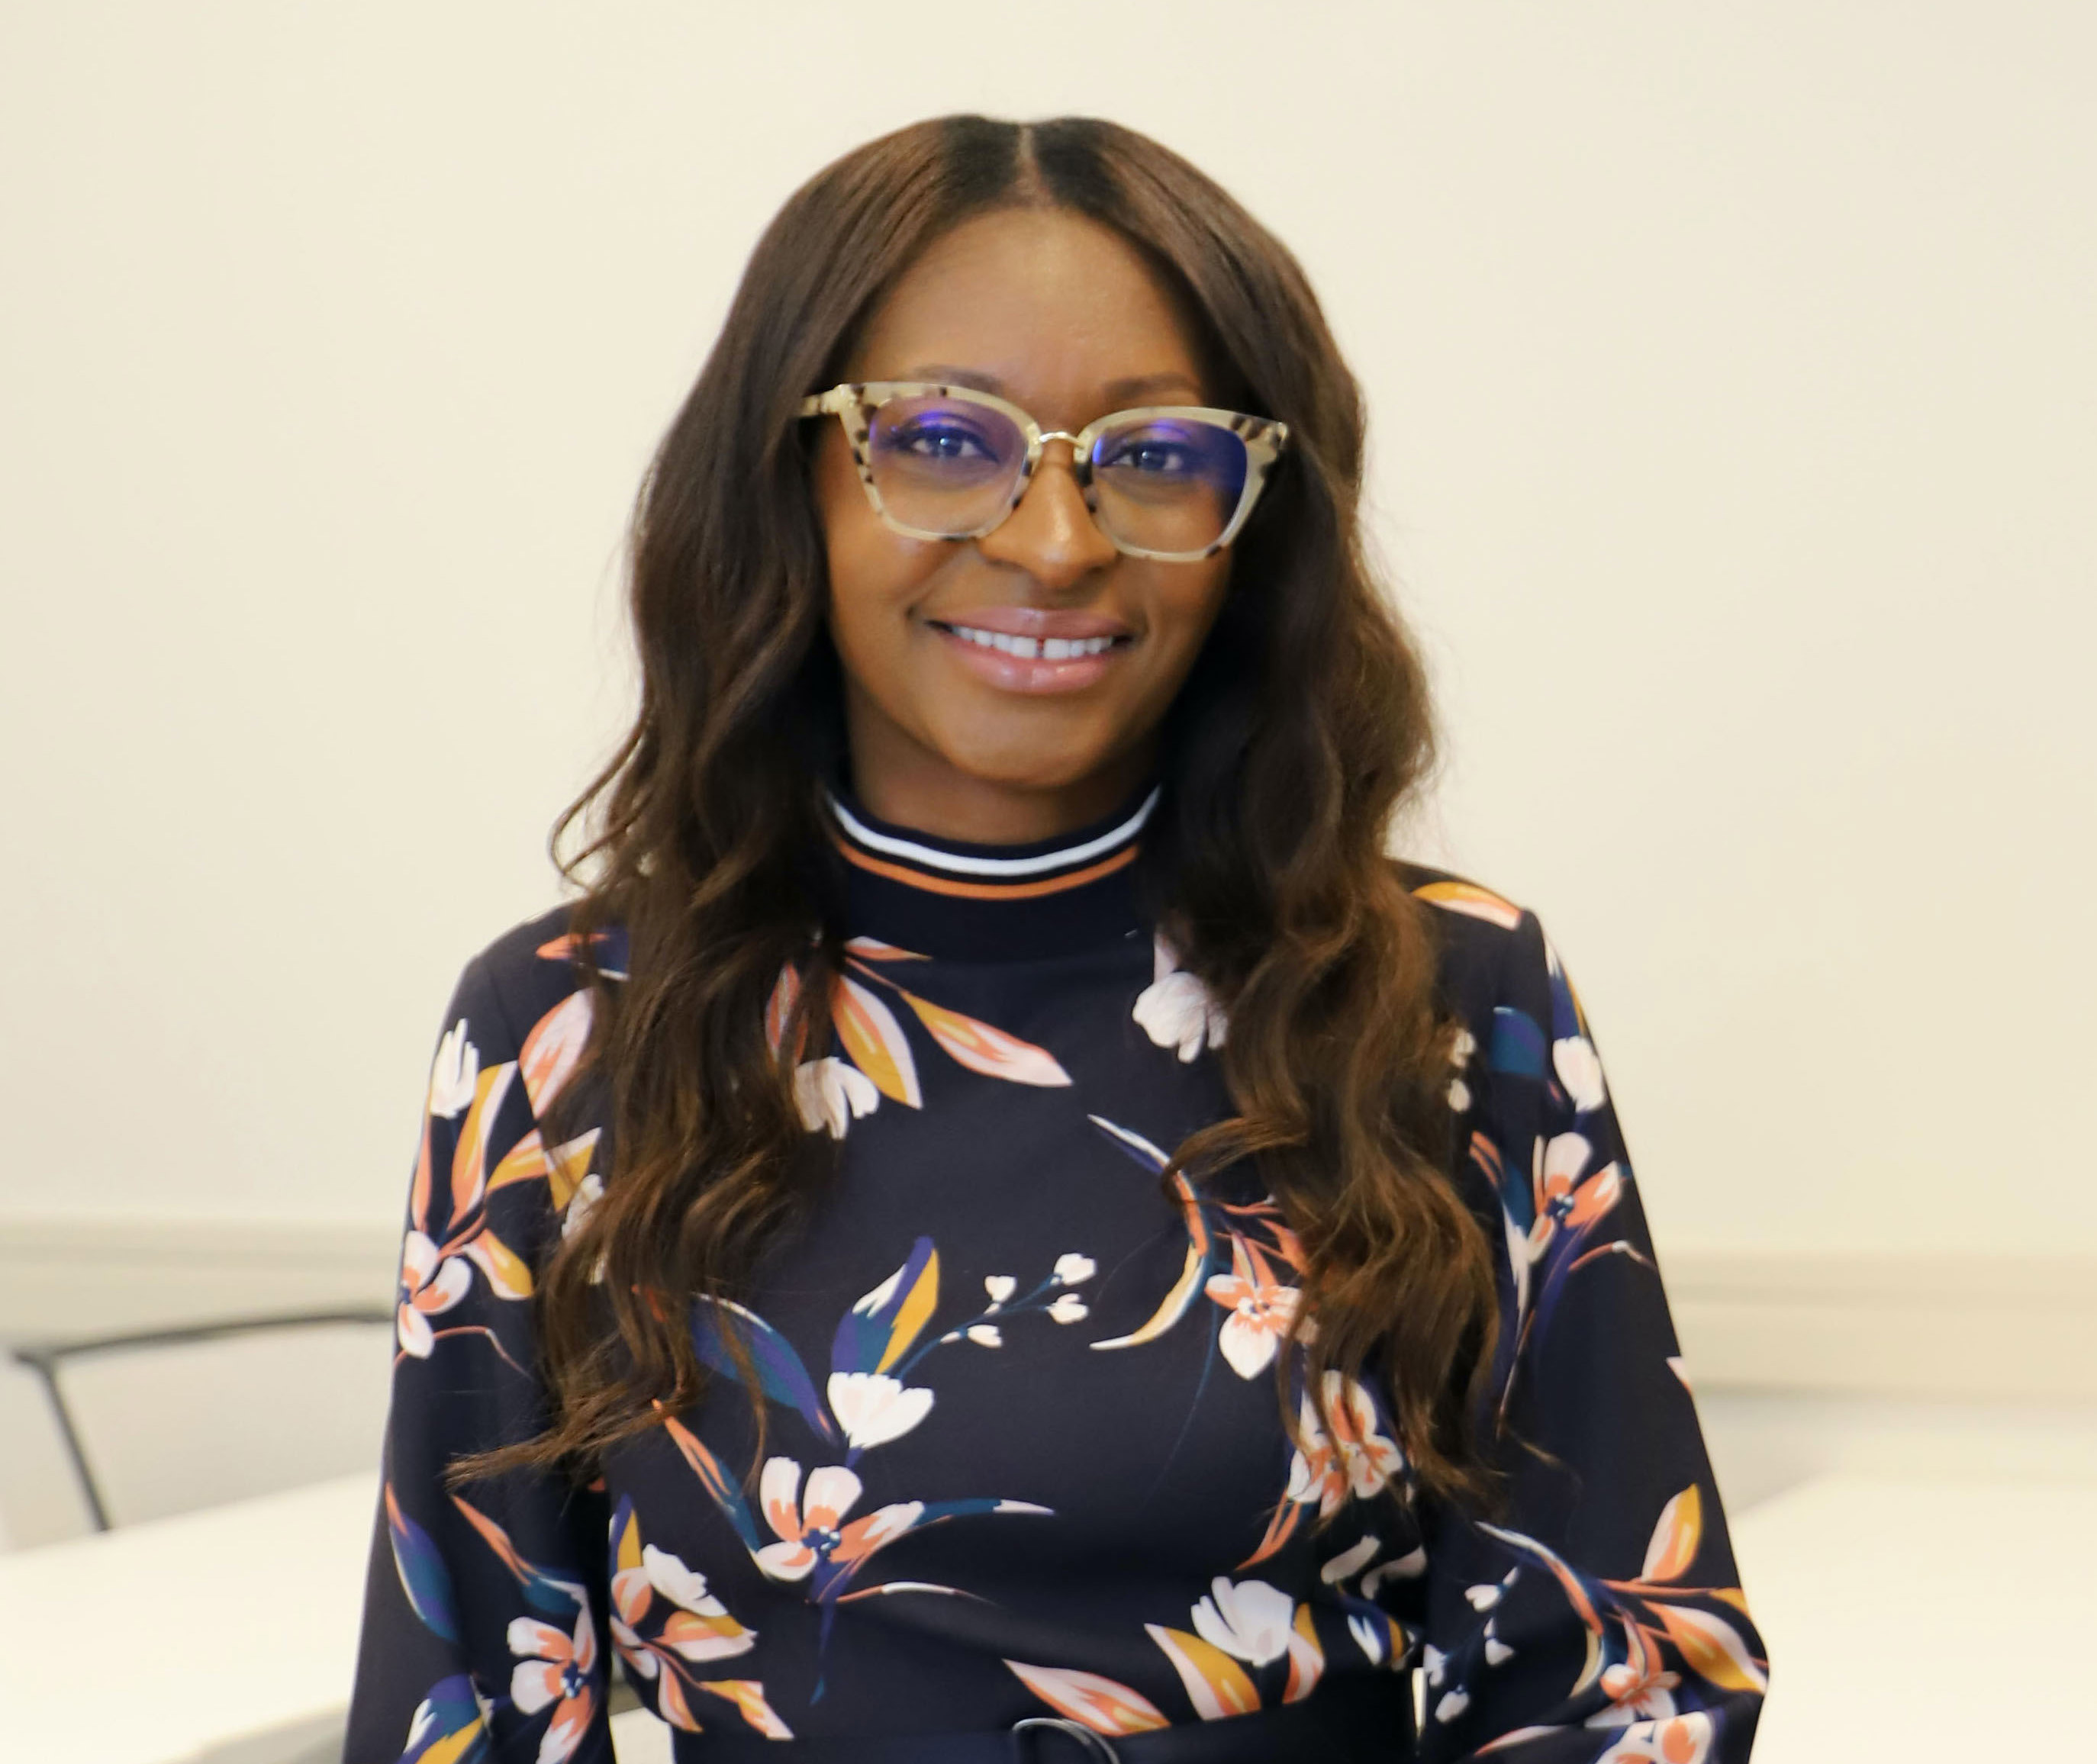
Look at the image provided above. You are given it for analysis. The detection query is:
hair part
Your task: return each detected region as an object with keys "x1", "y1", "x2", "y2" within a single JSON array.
[{"x1": 462, "y1": 114, "x2": 1500, "y2": 1510}]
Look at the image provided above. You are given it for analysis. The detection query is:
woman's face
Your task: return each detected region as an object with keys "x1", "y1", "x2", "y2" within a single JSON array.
[{"x1": 814, "y1": 206, "x2": 1235, "y2": 842}]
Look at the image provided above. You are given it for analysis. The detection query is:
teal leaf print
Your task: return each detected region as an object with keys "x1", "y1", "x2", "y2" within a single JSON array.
[
  {"x1": 385, "y1": 1483, "x2": 458, "y2": 1643},
  {"x1": 449, "y1": 1493, "x2": 588, "y2": 1618},
  {"x1": 662, "y1": 1412, "x2": 764, "y2": 1553},
  {"x1": 694, "y1": 1296, "x2": 840, "y2": 1447},
  {"x1": 1488, "y1": 1006, "x2": 1547, "y2": 1077}
]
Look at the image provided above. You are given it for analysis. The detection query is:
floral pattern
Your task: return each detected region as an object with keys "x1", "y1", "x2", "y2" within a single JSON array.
[
  {"x1": 349, "y1": 825, "x2": 1763, "y2": 1763},
  {"x1": 770, "y1": 936, "x2": 1072, "y2": 1138}
]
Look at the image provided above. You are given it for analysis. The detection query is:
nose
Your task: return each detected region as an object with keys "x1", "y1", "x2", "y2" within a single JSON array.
[{"x1": 974, "y1": 439, "x2": 1119, "y2": 589}]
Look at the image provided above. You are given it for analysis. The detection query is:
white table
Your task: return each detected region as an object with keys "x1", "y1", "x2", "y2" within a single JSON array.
[
  {"x1": 4, "y1": 1469, "x2": 2090, "y2": 1762},
  {"x1": 1731, "y1": 1474, "x2": 2096, "y2": 1759},
  {"x1": 0, "y1": 1470, "x2": 672, "y2": 1764},
  {"x1": 0, "y1": 1473, "x2": 375, "y2": 1764}
]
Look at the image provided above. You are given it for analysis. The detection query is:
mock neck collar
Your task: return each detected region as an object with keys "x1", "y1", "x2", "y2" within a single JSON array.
[{"x1": 825, "y1": 786, "x2": 1157, "y2": 962}]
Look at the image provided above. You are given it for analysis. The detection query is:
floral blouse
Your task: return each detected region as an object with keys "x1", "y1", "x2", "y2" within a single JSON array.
[{"x1": 346, "y1": 789, "x2": 1766, "y2": 1763}]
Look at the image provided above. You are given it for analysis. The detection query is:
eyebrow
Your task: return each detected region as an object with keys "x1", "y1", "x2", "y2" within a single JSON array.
[{"x1": 898, "y1": 365, "x2": 1207, "y2": 404}]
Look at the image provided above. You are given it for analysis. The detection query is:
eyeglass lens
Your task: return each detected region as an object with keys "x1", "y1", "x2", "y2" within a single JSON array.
[{"x1": 865, "y1": 394, "x2": 1249, "y2": 555}]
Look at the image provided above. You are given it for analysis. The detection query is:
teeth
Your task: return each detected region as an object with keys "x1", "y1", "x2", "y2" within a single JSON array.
[{"x1": 946, "y1": 624, "x2": 1119, "y2": 661}]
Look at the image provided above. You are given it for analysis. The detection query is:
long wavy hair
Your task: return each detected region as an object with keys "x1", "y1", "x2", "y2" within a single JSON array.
[{"x1": 491, "y1": 115, "x2": 1500, "y2": 1508}]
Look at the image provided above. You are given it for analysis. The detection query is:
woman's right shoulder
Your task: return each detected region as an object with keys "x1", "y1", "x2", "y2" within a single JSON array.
[{"x1": 441, "y1": 902, "x2": 629, "y2": 1067}]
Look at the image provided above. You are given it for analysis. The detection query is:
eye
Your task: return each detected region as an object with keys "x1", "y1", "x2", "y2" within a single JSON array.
[
  {"x1": 1095, "y1": 423, "x2": 1220, "y2": 478},
  {"x1": 1122, "y1": 441, "x2": 1193, "y2": 473},
  {"x1": 886, "y1": 420, "x2": 997, "y2": 462}
]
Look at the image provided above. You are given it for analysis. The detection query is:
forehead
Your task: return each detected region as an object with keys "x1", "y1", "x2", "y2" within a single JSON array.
[{"x1": 846, "y1": 208, "x2": 1209, "y2": 404}]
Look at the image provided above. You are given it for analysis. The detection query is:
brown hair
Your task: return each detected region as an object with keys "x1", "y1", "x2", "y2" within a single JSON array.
[{"x1": 491, "y1": 115, "x2": 1499, "y2": 1507}]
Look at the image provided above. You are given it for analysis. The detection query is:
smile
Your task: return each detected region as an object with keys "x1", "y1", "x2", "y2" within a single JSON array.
[{"x1": 936, "y1": 623, "x2": 1129, "y2": 661}]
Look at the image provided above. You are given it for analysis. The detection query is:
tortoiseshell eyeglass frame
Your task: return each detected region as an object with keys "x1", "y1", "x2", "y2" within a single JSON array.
[{"x1": 798, "y1": 381, "x2": 1290, "y2": 563}]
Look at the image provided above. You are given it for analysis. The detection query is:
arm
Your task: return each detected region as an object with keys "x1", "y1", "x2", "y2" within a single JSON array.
[
  {"x1": 1393, "y1": 906, "x2": 1766, "y2": 1764},
  {"x1": 344, "y1": 951, "x2": 613, "y2": 1764}
]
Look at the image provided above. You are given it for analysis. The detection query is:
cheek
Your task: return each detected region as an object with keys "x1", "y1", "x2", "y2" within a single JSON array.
[
  {"x1": 816, "y1": 435, "x2": 929, "y2": 648},
  {"x1": 1145, "y1": 559, "x2": 1235, "y2": 678}
]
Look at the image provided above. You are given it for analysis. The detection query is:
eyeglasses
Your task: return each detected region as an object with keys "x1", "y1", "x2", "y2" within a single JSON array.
[{"x1": 799, "y1": 381, "x2": 1289, "y2": 563}]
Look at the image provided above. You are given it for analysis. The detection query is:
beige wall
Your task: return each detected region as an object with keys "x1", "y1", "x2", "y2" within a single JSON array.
[{"x1": 3, "y1": 4, "x2": 2091, "y2": 1264}]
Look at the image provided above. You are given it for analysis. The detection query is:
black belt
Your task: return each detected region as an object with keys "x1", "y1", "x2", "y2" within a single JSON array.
[{"x1": 670, "y1": 1672, "x2": 1416, "y2": 1762}]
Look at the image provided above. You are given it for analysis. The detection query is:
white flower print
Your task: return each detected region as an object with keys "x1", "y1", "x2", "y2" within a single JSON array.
[
  {"x1": 507, "y1": 1605, "x2": 598, "y2": 1759},
  {"x1": 794, "y1": 1057, "x2": 880, "y2": 1138},
  {"x1": 1447, "y1": 1027, "x2": 1477, "y2": 1113},
  {"x1": 1592, "y1": 1712, "x2": 1712, "y2": 1764},
  {"x1": 639, "y1": 1545, "x2": 755, "y2": 1662},
  {"x1": 1052, "y1": 1252, "x2": 1096, "y2": 1286},
  {"x1": 824, "y1": 1370, "x2": 935, "y2": 1449},
  {"x1": 561, "y1": 1173, "x2": 603, "y2": 1240},
  {"x1": 1046, "y1": 1292, "x2": 1089, "y2": 1325},
  {"x1": 1190, "y1": 1576, "x2": 1296, "y2": 1666},
  {"x1": 395, "y1": 1228, "x2": 472, "y2": 1357},
  {"x1": 984, "y1": 1274, "x2": 1017, "y2": 1305},
  {"x1": 1319, "y1": 1535, "x2": 1380, "y2": 1585},
  {"x1": 1133, "y1": 935, "x2": 1227, "y2": 1061},
  {"x1": 1348, "y1": 1612, "x2": 1389, "y2": 1664},
  {"x1": 965, "y1": 1325, "x2": 1003, "y2": 1347},
  {"x1": 427, "y1": 1019, "x2": 479, "y2": 1119},
  {"x1": 1204, "y1": 1246, "x2": 1303, "y2": 1380},
  {"x1": 1553, "y1": 1035, "x2": 1608, "y2": 1113},
  {"x1": 1361, "y1": 1546, "x2": 1427, "y2": 1597}
]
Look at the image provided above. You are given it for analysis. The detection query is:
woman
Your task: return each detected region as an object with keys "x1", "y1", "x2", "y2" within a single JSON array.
[{"x1": 346, "y1": 116, "x2": 1764, "y2": 1763}]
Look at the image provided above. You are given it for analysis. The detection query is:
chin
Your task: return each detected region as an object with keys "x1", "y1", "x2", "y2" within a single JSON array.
[{"x1": 937, "y1": 736, "x2": 1120, "y2": 797}]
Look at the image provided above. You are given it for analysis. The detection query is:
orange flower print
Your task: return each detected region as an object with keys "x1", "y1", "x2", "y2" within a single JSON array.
[
  {"x1": 1003, "y1": 1661, "x2": 1170, "y2": 1737},
  {"x1": 755, "y1": 1460, "x2": 865, "y2": 1582},
  {"x1": 1285, "y1": 1373, "x2": 1405, "y2": 1518},
  {"x1": 393, "y1": 1017, "x2": 559, "y2": 1373},
  {"x1": 395, "y1": 1229, "x2": 471, "y2": 1358},
  {"x1": 1203, "y1": 1236, "x2": 1303, "y2": 1379},
  {"x1": 1594, "y1": 1711, "x2": 1714, "y2": 1764},
  {"x1": 1529, "y1": 1131, "x2": 1624, "y2": 1260},
  {"x1": 773, "y1": 950, "x2": 1074, "y2": 1138},
  {"x1": 507, "y1": 1605, "x2": 598, "y2": 1763},
  {"x1": 605, "y1": 1497, "x2": 789, "y2": 1740}
]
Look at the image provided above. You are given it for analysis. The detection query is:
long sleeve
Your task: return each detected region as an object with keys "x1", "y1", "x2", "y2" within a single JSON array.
[
  {"x1": 1386, "y1": 905, "x2": 1767, "y2": 1763},
  {"x1": 345, "y1": 950, "x2": 614, "y2": 1764}
]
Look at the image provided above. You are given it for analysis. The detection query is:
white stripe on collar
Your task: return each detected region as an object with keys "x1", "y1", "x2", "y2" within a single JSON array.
[{"x1": 827, "y1": 787, "x2": 1160, "y2": 878}]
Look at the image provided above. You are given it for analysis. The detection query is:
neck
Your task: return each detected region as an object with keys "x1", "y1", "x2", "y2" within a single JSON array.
[
  {"x1": 824, "y1": 777, "x2": 1159, "y2": 963},
  {"x1": 846, "y1": 736, "x2": 1158, "y2": 847}
]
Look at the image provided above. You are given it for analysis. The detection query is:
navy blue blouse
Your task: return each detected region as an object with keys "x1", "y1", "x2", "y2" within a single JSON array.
[{"x1": 346, "y1": 790, "x2": 1765, "y2": 1762}]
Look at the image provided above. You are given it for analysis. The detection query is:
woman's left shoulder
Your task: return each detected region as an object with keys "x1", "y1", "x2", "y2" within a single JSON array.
[{"x1": 1393, "y1": 859, "x2": 1557, "y2": 1030}]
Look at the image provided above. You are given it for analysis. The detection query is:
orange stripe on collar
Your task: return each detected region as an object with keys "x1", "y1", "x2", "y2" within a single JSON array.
[{"x1": 833, "y1": 835, "x2": 1139, "y2": 900}]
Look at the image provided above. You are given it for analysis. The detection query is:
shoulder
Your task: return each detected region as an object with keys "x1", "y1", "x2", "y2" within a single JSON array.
[
  {"x1": 1396, "y1": 860, "x2": 1608, "y2": 1125},
  {"x1": 1393, "y1": 860, "x2": 1564, "y2": 1037},
  {"x1": 442, "y1": 902, "x2": 625, "y2": 1081}
]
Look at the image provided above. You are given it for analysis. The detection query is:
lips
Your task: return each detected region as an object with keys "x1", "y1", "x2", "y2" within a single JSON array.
[
  {"x1": 941, "y1": 623, "x2": 1125, "y2": 662},
  {"x1": 927, "y1": 605, "x2": 1132, "y2": 638},
  {"x1": 924, "y1": 607, "x2": 1135, "y2": 695},
  {"x1": 925, "y1": 606, "x2": 1135, "y2": 665}
]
